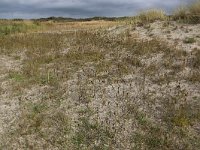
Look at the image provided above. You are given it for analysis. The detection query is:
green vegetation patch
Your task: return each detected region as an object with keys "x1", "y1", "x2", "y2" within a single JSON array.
[
  {"x1": 0, "y1": 21, "x2": 40, "y2": 36},
  {"x1": 8, "y1": 71, "x2": 25, "y2": 82}
]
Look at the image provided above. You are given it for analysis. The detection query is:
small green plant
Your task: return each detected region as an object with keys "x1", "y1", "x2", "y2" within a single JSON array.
[
  {"x1": 183, "y1": 37, "x2": 196, "y2": 44},
  {"x1": 172, "y1": 115, "x2": 190, "y2": 127},
  {"x1": 8, "y1": 71, "x2": 25, "y2": 82}
]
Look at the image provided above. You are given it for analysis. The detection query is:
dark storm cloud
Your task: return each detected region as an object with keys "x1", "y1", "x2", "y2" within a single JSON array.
[{"x1": 0, "y1": 0, "x2": 193, "y2": 19}]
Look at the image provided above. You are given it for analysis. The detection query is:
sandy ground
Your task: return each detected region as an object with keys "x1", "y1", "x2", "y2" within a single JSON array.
[
  {"x1": 0, "y1": 56, "x2": 21, "y2": 135},
  {"x1": 132, "y1": 21, "x2": 200, "y2": 52}
]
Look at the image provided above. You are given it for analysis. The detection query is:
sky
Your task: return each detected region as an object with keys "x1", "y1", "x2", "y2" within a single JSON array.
[{"x1": 0, "y1": 0, "x2": 193, "y2": 19}]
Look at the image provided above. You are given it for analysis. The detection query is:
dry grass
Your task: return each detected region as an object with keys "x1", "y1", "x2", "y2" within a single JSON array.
[
  {"x1": 173, "y1": 0, "x2": 200, "y2": 23},
  {"x1": 138, "y1": 9, "x2": 167, "y2": 23},
  {"x1": 189, "y1": 0, "x2": 200, "y2": 15}
]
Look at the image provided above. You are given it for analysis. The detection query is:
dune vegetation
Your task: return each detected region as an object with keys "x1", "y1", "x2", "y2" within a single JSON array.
[{"x1": 0, "y1": 1, "x2": 199, "y2": 150}]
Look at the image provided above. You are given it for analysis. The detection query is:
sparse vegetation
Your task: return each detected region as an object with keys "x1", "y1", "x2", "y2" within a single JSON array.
[{"x1": 0, "y1": 2, "x2": 200, "y2": 149}]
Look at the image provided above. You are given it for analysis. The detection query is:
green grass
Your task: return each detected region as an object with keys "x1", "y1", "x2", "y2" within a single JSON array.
[{"x1": 0, "y1": 21, "x2": 40, "y2": 36}]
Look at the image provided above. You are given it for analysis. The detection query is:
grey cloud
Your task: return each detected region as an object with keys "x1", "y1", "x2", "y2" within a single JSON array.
[{"x1": 0, "y1": 0, "x2": 194, "y2": 19}]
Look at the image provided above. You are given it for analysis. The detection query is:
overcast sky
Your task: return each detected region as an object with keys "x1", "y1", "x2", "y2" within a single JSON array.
[{"x1": 0, "y1": 0, "x2": 193, "y2": 19}]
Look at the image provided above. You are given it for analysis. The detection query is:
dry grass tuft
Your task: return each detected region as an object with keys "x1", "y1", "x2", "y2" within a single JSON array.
[
  {"x1": 173, "y1": 0, "x2": 200, "y2": 23},
  {"x1": 138, "y1": 9, "x2": 167, "y2": 23}
]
